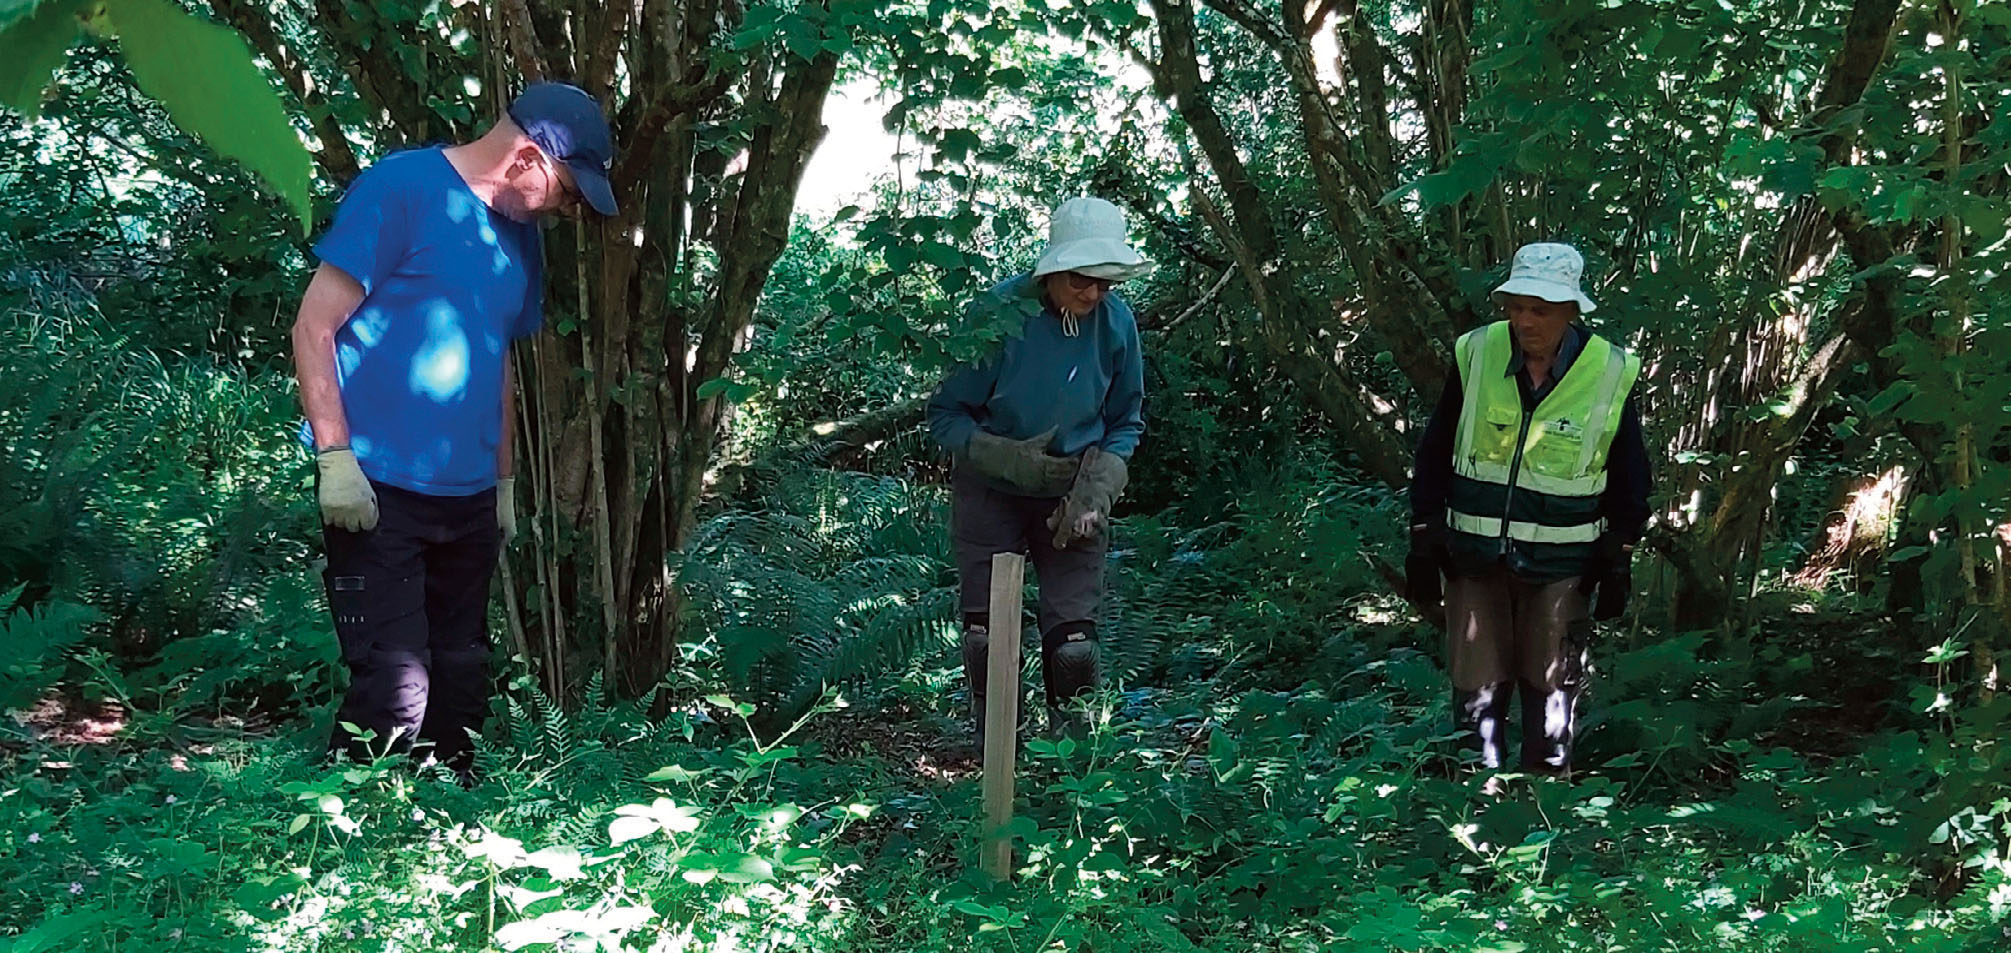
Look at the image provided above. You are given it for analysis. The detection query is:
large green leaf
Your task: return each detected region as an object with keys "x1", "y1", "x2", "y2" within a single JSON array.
[
  {"x1": 0, "y1": 0, "x2": 84, "y2": 117},
  {"x1": 0, "y1": 0, "x2": 57, "y2": 31},
  {"x1": 104, "y1": 0, "x2": 311, "y2": 232}
]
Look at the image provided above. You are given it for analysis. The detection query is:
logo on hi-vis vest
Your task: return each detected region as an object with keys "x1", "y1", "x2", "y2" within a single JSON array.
[{"x1": 1546, "y1": 417, "x2": 1583, "y2": 439}]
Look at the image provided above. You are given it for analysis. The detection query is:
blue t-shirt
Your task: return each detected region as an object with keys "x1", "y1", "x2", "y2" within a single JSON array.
[{"x1": 307, "y1": 147, "x2": 543, "y2": 496}]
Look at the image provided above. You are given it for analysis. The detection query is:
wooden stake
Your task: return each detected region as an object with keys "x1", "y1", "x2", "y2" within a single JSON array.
[{"x1": 981, "y1": 552, "x2": 1025, "y2": 882}]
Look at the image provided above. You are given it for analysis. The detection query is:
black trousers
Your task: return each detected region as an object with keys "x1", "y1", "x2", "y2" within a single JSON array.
[
  {"x1": 950, "y1": 470, "x2": 1107, "y2": 709},
  {"x1": 322, "y1": 481, "x2": 499, "y2": 773}
]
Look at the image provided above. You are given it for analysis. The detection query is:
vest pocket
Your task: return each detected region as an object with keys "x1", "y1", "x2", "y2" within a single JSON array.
[
  {"x1": 1474, "y1": 404, "x2": 1522, "y2": 463},
  {"x1": 1522, "y1": 422, "x2": 1585, "y2": 478}
]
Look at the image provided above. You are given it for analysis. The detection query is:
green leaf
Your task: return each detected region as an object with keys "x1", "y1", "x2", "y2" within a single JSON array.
[
  {"x1": 1922, "y1": 639, "x2": 1968, "y2": 665},
  {"x1": 1865, "y1": 381, "x2": 1914, "y2": 418},
  {"x1": 0, "y1": 0, "x2": 84, "y2": 118},
  {"x1": 951, "y1": 899, "x2": 1012, "y2": 922},
  {"x1": 1, "y1": 908, "x2": 115, "y2": 953},
  {"x1": 695, "y1": 377, "x2": 733, "y2": 400},
  {"x1": 607, "y1": 815, "x2": 658, "y2": 845},
  {"x1": 1206, "y1": 726, "x2": 1239, "y2": 775},
  {"x1": 1762, "y1": 141, "x2": 1824, "y2": 199},
  {"x1": 1383, "y1": 146, "x2": 1503, "y2": 209},
  {"x1": 233, "y1": 876, "x2": 300, "y2": 921},
  {"x1": 644, "y1": 764, "x2": 708, "y2": 783},
  {"x1": 1, "y1": 0, "x2": 56, "y2": 32},
  {"x1": 919, "y1": 242, "x2": 964, "y2": 270},
  {"x1": 716, "y1": 854, "x2": 775, "y2": 883},
  {"x1": 936, "y1": 128, "x2": 982, "y2": 163},
  {"x1": 525, "y1": 846, "x2": 585, "y2": 880},
  {"x1": 104, "y1": 0, "x2": 313, "y2": 233}
]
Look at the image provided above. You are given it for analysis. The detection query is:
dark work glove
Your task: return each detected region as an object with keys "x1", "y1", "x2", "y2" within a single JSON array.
[
  {"x1": 1404, "y1": 522, "x2": 1448, "y2": 608},
  {"x1": 1582, "y1": 535, "x2": 1634, "y2": 622},
  {"x1": 965, "y1": 427, "x2": 1078, "y2": 496},
  {"x1": 1047, "y1": 447, "x2": 1128, "y2": 549}
]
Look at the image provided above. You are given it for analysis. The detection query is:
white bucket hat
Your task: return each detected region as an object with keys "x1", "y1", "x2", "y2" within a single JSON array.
[
  {"x1": 1491, "y1": 242, "x2": 1597, "y2": 314},
  {"x1": 1031, "y1": 197, "x2": 1153, "y2": 283}
]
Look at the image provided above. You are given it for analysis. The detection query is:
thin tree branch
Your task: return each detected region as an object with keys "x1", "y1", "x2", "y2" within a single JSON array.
[
  {"x1": 497, "y1": 0, "x2": 548, "y2": 83},
  {"x1": 1153, "y1": 265, "x2": 1237, "y2": 334}
]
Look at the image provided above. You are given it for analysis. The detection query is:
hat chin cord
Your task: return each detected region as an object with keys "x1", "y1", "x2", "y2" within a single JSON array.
[{"x1": 1042, "y1": 284, "x2": 1084, "y2": 336}]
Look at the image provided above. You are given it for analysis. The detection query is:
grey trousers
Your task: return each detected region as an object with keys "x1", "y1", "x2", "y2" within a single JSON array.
[{"x1": 950, "y1": 470, "x2": 1106, "y2": 639}]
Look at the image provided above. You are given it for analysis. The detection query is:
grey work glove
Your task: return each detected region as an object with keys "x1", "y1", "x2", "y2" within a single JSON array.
[
  {"x1": 497, "y1": 476, "x2": 518, "y2": 545},
  {"x1": 316, "y1": 447, "x2": 378, "y2": 531},
  {"x1": 965, "y1": 427, "x2": 1078, "y2": 496},
  {"x1": 1047, "y1": 446, "x2": 1128, "y2": 549}
]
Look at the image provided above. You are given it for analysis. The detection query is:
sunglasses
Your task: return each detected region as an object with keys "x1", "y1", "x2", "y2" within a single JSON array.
[
  {"x1": 1061, "y1": 271, "x2": 1115, "y2": 292},
  {"x1": 533, "y1": 148, "x2": 584, "y2": 207}
]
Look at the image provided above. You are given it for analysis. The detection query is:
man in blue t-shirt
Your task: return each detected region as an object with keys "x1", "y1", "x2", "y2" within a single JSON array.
[
  {"x1": 291, "y1": 83, "x2": 617, "y2": 777},
  {"x1": 927, "y1": 197, "x2": 1150, "y2": 745}
]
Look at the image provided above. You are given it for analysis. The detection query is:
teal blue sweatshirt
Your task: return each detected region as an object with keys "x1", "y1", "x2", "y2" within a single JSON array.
[{"x1": 928, "y1": 274, "x2": 1145, "y2": 491}]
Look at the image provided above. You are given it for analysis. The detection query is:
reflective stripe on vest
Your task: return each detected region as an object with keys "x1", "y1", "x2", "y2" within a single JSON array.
[{"x1": 1447, "y1": 512, "x2": 1606, "y2": 544}]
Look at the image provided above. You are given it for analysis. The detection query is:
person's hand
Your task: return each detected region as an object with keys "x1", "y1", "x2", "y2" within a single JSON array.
[
  {"x1": 497, "y1": 476, "x2": 518, "y2": 545},
  {"x1": 1048, "y1": 506, "x2": 1105, "y2": 549},
  {"x1": 316, "y1": 447, "x2": 378, "y2": 531},
  {"x1": 1404, "y1": 521, "x2": 1448, "y2": 608},
  {"x1": 965, "y1": 427, "x2": 1078, "y2": 495},
  {"x1": 1048, "y1": 448, "x2": 1128, "y2": 549},
  {"x1": 1584, "y1": 535, "x2": 1634, "y2": 621}
]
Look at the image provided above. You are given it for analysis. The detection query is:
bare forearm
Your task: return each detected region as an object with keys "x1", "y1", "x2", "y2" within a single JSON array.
[
  {"x1": 294, "y1": 322, "x2": 350, "y2": 450},
  {"x1": 292, "y1": 264, "x2": 363, "y2": 451}
]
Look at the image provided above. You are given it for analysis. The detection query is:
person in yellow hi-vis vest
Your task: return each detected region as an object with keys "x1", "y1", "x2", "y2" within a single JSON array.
[{"x1": 1405, "y1": 243, "x2": 1651, "y2": 776}]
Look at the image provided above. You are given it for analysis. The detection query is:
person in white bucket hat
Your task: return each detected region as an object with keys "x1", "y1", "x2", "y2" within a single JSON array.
[
  {"x1": 926, "y1": 196, "x2": 1151, "y2": 747},
  {"x1": 1404, "y1": 241, "x2": 1652, "y2": 779},
  {"x1": 1490, "y1": 241, "x2": 1599, "y2": 314}
]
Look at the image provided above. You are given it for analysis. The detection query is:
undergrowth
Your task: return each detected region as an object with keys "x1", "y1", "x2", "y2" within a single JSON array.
[{"x1": 2, "y1": 307, "x2": 2009, "y2": 951}]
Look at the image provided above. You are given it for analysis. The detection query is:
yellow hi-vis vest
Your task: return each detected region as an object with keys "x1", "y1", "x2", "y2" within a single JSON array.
[{"x1": 1447, "y1": 321, "x2": 1640, "y2": 551}]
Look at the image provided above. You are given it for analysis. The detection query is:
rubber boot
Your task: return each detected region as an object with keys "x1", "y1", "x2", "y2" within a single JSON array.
[
  {"x1": 961, "y1": 623, "x2": 989, "y2": 751},
  {"x1": 1453, "y1": 682, "x2": 1513, "y2": 770},
  {"x1": 1521, "y1": 620, "x2": 1588, "y2": 775},
  {"x1": 1519, "y1": 680, "x2": 1578, "y2": 775}
]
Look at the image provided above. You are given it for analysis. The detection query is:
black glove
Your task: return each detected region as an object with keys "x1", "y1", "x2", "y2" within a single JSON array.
[
  {"x1": 1582, "y1": 535, "x2": 1633, "y2": 622},
  {"x1": 1404, "y1": 522, "x2": 1448, "y2": 608}
]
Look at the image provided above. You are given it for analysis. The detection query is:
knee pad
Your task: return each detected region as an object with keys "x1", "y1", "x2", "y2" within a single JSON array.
[
  {"x1": 1042, "y1": 622, "x2": 1100, "y2": 706},
  {"x1": 361, "y1": 643, "x2": 429, "y2": 673}
]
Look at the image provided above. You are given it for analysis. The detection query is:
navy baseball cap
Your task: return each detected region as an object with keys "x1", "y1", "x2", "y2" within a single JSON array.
[{"x1": 507, "y1": 82, "x2": 618, "y2": 216}]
